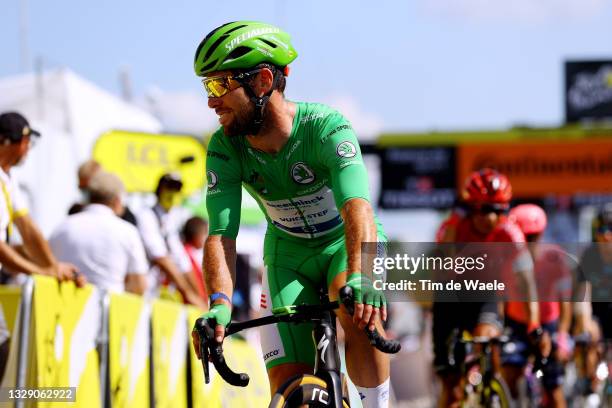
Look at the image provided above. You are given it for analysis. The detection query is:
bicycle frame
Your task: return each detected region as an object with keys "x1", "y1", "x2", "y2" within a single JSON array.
[
  {"x1": 195, "y1": 286, "x2": 400, "y2": 407},
  {"x1": 311, "y1": 308, "x2": 344, "y2": 407}
]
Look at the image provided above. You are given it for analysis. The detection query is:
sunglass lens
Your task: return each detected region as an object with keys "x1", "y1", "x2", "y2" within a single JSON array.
[{"x1": 203, "y1": 78, "x2": 229, "y2": 98}]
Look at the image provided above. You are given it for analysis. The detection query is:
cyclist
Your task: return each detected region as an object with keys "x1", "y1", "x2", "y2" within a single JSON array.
[
  {"x1": 190, "y1": 21, "x2": 390, "y2": 407},
  {"x1": 573, "y1": 203, "x2": 612, "y2": 403},
  {"x1": 504, "y1": 204, "x2": 571, "y2": 407},
  {"x1": 434, "y1": 168, "x2": 539, "y2": 407}
]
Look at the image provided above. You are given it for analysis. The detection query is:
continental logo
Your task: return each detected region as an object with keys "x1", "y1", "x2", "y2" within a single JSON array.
[
  {"x1": 207, "y1": 150, "x2": 230, "y2": 162},
  {"x1": 474, "y1": 153, "x2": 612, "y2": 176},
  {"x1": 321, "y1": 124, "x2": 352, "y2": 144}
]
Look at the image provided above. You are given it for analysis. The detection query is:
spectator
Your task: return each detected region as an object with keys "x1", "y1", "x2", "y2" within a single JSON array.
[
  {"x1": 137, "y1": 173, "x2": 205, "y2": 307},
  {"x1": 181, "y1": 216, "x2": 208, "y2": 301},
  {"x1": 0, "y1": 111, "x2": 82, "y2": 381},
  {"x1": 0, "y1": 111, "x2": 81, "y2": 284},
  {"x1": 68, "y1": 159, "x2": 138, "y2": 226},
  {"x1": 50, "y1": 171, "x2": 148, "y2": 294},
  {"x1": 68, "y1": 160, "x2": 102, "y2": 215}
]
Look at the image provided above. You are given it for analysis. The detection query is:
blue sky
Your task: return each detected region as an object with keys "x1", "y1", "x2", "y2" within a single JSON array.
[{"x1": 1, "y1": 0, "x2": 612, "y2": 136}]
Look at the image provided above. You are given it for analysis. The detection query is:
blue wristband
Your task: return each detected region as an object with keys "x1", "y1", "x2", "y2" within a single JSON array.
[{"x1": 209, "y1": 292, "x2": 231, "y2": 305}]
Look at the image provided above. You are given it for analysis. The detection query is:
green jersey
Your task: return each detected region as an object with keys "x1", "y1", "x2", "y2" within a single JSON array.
[{"x1": 205, "y1": 102, "x2": 373, "y2": 243}]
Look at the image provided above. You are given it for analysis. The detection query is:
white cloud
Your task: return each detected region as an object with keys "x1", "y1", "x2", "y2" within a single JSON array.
[
  {"x1": 141, "y1": 87, "x2": 218, "y2": 135},
  {"x1": 423, "y1": 0, "x2": 608, "y2": 23},
  {"x1": 321, "y1": 94, "x2": 384, "y2": 142}
]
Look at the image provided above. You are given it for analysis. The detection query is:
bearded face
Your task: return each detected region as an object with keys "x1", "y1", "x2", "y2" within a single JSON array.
[{"x1": 223, "y1": 100, "x2": 256, "y2": 137}]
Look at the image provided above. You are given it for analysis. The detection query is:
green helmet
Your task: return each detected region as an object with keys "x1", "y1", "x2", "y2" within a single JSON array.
[{"x1": 194, "y1": 21, "x2": 298, "y2": 77}]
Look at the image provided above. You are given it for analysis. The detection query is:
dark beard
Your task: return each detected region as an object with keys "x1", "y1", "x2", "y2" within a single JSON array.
[
  {"x1": 223, "y1": 98, "x2": 272, "y2": 137},
  {"x1": 223, "y1": 102, "x2": 255, "y2": 137}
]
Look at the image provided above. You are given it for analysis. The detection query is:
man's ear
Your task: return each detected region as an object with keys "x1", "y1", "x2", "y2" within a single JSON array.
[{"x1": 255, "y1": 67, "x2": 274, "y2": 96}]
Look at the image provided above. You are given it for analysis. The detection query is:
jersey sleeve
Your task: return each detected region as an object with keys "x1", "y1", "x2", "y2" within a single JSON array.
[
  {"x1": 206, "y1": 131, "x2": 242, "y2": 239},
  {"x1": 316, "y1": 112, "x2": 370, "y2": 208},
  {"x1": 436, "y1": 212, "x2": 462, "y2": 243}
]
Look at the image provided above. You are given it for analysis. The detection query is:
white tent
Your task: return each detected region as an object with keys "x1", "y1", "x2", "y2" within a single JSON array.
[{"x1": 0, "y1": 68, "x2": 162, "y2": 235}]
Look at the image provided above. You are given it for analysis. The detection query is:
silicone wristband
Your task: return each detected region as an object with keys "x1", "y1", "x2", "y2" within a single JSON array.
[{"x1": 209, "y1": 292, "x2": 231, "y2": 305}]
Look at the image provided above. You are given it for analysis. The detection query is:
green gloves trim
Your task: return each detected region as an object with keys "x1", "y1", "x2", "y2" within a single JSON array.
[
  {"x1": 346, "y1": 273, "x2": 386, "y2": 309},
  {"x1": 201, "y1": 303, "x2": 231, "y2": 328}
]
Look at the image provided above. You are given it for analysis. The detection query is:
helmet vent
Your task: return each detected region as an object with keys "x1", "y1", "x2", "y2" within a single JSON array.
[
  {"x1": 199, "y1": 60, "x2": 218, "y2": 74},
  {"x1": 259, "y1": 39, "x2": 278, "y2": 48},
  {"x1": 204, "y1": 34, "x2": 229, "y2": 61},
  {"x1": 227, "y1": 46, "x2": 251, "y2": 60},
  {"x1": 224, "y1": 24, "x2": 248, "y2": 35}
]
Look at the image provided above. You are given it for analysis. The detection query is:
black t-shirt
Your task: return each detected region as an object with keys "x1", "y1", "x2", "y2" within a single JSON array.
[{"x1": 577, "y1": 244, "x2": 612, "y2": 338}]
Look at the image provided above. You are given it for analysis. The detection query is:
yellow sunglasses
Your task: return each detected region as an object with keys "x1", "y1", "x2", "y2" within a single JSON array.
[
  {"x1": 202, "y1": 74, "x2": 241, "y2": 98},
  {"x1": 201, "y1": 69, "x2": 263, "y2": 98}
]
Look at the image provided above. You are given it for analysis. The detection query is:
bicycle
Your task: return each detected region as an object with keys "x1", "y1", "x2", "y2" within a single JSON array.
[
  {"x1": 193, "y1": 286, "x2": 401, "y2": 407},
  {"x1": 448, "y1": 329, "x2": 512, "y2": 408},
  {"x1": 569, "y1": 333, "x2": 612, "y2": 408}
]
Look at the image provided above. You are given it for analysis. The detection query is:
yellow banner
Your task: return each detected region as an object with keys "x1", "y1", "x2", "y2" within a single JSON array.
[
  {"x1": 93, "y1": 130, "x2": 206, "y2": 195},
  {"x1": 217, "y1": 338, "x2": 270, "y2": 406},
  {"x1": 0, "y1": 285, "x2": 22, "y2": 393},
  {"x1": 151, "y1": 299, "x2": 187, "y2": 408},
  {"x1": 109, "y1": 293, "x2": 150, "y2": 408},
  {"x1": 0, "y1": 285, "x2": 21, "y2": 337},
  {"x1": 187, "y1": 304, "x2": 270, "y2": 408},
  {"x1": 29, "y1": 276, "x2": 101, "y2": 408}
]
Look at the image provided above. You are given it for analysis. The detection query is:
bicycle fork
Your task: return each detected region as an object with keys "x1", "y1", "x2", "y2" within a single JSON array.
[{"x1": 313, "y1": 310, "x2": 344, "y2": 407}]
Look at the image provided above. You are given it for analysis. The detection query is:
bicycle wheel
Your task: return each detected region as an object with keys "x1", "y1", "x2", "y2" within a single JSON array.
[
  {"x1": 269, "y1": 374, "x2": 350, "y2": 408},
  {"x1": 482, "y1": 377, "x2": 512, "y2": 408}
]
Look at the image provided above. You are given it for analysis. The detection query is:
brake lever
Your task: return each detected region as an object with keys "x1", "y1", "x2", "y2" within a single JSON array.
[{"x1": 196, "y1": 317, "x2": 214, "y2": 384}]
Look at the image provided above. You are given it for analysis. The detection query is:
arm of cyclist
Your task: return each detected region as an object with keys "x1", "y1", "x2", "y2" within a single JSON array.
[
  {"x1": 191, "y1": 235, "x2": 236, "y2": 358},
  {"x1": 341, "y1": 198, "x2": 385, "y2": 331}
]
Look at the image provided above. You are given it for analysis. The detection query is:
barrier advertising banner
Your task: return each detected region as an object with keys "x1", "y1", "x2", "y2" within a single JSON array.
[
  {"x1": 109, "y1": 293, "x2": 150, "y2": 408},
  {"x1": 29, "y1": 276, "x2": 101, "y2": 407},
  {"x1": 93, "y1": 130, "x2": 206, "y2": 195},
  {"x1": 151, "y1": 299, "x2": 187, "y2": 408},
  {"x1": 457, "y1": 139, "x2": 612, "y2": 197},
  {"x1": 565, "y1": 60, "x2": 612, "y2": 123},
  {"x1": 378, "y1": 147, "x2": 456, "y2": 209},
  {"x1": 0, "y1": 285, "x2": 22, "y2": 393}
]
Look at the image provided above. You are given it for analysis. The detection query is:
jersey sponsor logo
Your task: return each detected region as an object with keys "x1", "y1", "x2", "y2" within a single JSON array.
[
  {"x1": 284, "y1": 140, "x2": 301, "y2": 160},
  {"x1": 336, "y1": 141, "x2": 357, "y2": 158},
  {"x1": 299, "y1": 112, "x2": 327, "y2": 123},
  {"x1": 207, "y1": 170, "x2": 218, "y2": 189},
  {"x1": 262, "y1": 187, "x2": 343, "y2": 238},
  {"x1": 322, "y1": 124, "x2": 352, "y2": 144},
  {"x1": 291, "y1": 162, "x2": 315, "y2": 184},
  {"x1": 263, "y1": 349, "x2": 280, "y2": 361},
  {"x1": 339, "y1": 160, "x2": 361, "y2": 169},
  {"x1": 247, "y1": 148, "x2": 267, "y2": 165},
  {"x1": 207, "y1": 150, "x2": 230, "y2": 162},
  {"x1": 296, "y1": 179, "x2": 328, "y2": 195}
]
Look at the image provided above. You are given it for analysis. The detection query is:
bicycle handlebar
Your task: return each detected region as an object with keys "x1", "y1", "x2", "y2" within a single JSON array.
[
  {"x1": 338, "y1": 286, "x2": 402, "y2": 354},
  {"x1": 195, "y1": 317, "x2": 250, "y2": 387},
  {"x1": 194, "y1": 285, "x2": 401, "y2": 387}
]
